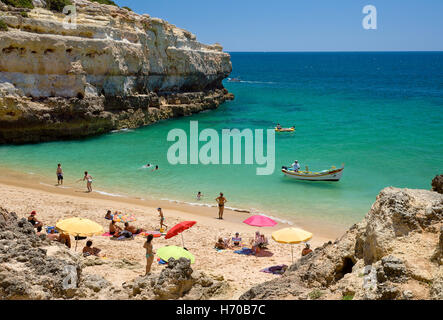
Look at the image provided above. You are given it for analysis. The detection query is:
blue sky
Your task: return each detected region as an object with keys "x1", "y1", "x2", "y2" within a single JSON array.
[{"x1": 115, "y1": 0, "x2": 443, "y2": 52}]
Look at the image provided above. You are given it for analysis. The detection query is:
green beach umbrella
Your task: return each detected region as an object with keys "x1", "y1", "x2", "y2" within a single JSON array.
[{"x1": 157, "y1": 245, "x2": 195, "y2": 264}]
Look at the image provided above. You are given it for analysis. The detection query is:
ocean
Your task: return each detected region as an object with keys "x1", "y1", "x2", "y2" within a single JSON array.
[{"x1": 1, "y1": 52, "x2": 442, "y2": 228}]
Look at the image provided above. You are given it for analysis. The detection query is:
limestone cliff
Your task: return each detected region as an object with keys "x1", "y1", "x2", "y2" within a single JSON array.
[
  {"x1": 0, "y1": 0, "x2": 233, "y2": 144},
  {"x1": 241, "y1": 178, "x2": 443, "y2": 300}
]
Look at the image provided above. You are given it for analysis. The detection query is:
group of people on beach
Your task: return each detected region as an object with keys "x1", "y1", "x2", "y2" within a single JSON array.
[
  {"x1": 55, "y1": 164, "x2": 94, "y2": 192},
  {"x1": 47, "y1": 164, "x2": 311, "y2": 276}
]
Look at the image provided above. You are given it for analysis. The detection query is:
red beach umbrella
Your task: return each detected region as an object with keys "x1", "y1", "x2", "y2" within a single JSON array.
[
  {"x1": 243, "y1": 215, "x2": 277, "y2": 227},
  {"x1": 165, "y1": 221, "x2": 197, "y2": 247}
]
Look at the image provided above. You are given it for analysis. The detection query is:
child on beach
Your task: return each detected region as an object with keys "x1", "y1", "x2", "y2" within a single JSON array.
[
  {"x1": 56, "y1": 164, "x2": 63, "y2": 185},
  {"x1": 197, "y1": 191, "x2": 202, "y2": 200},
  {"x1": 157, "y1": 208, "x2": 167, "y2": 230}
]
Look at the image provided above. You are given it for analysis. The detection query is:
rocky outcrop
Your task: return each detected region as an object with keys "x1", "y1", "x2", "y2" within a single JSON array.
[
  {"x1": 432, "y1": 175, "x2": 443, "y2": 194},
  {"x1": 0, "y1": 0, "x2": 233, "y2": 144},
  {"x1": 123, "y1": 257, "x2": 229, "y2": 300},
  {"x1": 0, "y1": 207, "x2": 229, "y2": 300},
  {"x1": 0, "y1": 207, "x2": 84, "y2": 299},
  {"x1": 241, "y1": 186, "x2": 443, "y2": 300}
]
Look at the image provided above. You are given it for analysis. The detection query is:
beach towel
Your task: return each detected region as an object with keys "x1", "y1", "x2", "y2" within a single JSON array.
[
  {"x1": 260, "y1": 264, "x2": 288, "y2": 275},
  {"x1": 140, "y1": 231, "x2": 162, "y2": 238},
  {"x1": 157, "y1": 258, "x2": 167, "y2": 265},
  {"x1": 110, "y1": 236, "x2": 134, "y2": 241},
  {"x1": 102, "y1": 232, "x2": 113, "y2": 237},
  {"x1": 234, "y1": 248, "x2": 254, "y2": 255},
  {"x1": 46, "y1": 226, "x2": 59, "y2": 234}
]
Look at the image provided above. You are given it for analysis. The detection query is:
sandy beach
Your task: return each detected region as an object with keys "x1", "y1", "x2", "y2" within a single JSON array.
[{"x1": 0, "y1": 167, "x2": 343, "y2": 299}]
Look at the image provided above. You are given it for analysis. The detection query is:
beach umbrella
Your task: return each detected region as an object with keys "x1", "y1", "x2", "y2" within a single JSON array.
[
  {"x1": 272, "y1": 227, "x2": 313, "y2": 263},
  {"x1": 157, "y1": 245, "x2": 195, "y2": 264},
  {"x1": 165, "y1": 221, "x2": 196, "y2": 247},
  {"x1": 113, "y1": 213, "x2": 136, "y2": 223},
  {"x1": 56, "y1": 217, "x2": 104, "y2": 251},
  {"x1": 243, "y1": 215, "x2": 277, "y2": 227}
]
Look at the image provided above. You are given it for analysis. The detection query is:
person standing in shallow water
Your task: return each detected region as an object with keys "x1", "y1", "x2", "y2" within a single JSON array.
[
  {"x1": 56, "y1": 164, "x2": 63, "y2": 185},
  {"x1": 80, "y1": 171, "x2": 93, "y2": 193},
  {"x1": 215, "y1": 193, "x2": 227, "y2": 220},
  {"x1": 144, "y1": 234, "x2": 155, "y2": 275}
]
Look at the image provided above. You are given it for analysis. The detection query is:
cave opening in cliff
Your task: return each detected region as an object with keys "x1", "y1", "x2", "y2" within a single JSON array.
[{"x1": 334, "y1": 257, "x2": 356, "y2": 281}]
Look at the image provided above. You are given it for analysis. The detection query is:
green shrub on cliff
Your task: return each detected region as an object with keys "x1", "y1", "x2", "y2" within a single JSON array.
[
  {"x1": 90, "y1": 0, "x2": 118, "y2": 6},
  {"x1": 122, "y1": 6, "x2": 132, "y2": 12},
  {"x1": 46, "y1": 0, "x2": 72, "y2": 13},
  {"x1": 3, "y1": 0, "x2": 34, "y2": 9},
  {"x1": 308, "y1": 289, "x2": 324, "y2": 300},
  {"x1": 0, "y1": 20, "x2": 8, "y2": 32}
]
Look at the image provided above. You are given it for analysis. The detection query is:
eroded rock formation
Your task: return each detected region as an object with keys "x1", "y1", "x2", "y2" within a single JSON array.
[
  {"x1": 123, "y1": 258, "x2": 229, "y2": 300},
  {"x1": 0, "y1": 207, "x2": 229, "y2": 300},
  {"x1": 0, "y1": 0, "x2": 233, "y2": 143},
  {"x1": 241, "y1": 186, "x2": 443, "y2": 300}
]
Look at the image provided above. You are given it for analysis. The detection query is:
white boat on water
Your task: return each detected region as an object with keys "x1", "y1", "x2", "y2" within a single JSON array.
[{"x1": 282, "y1": 164, "x2": 345, "y2": 181}]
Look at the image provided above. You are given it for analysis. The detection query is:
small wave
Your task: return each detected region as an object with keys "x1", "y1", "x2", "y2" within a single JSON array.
[
  {"x1": 249, "y1": 208, "x2": 294, "y2": 225},
  {"x1": 110, "y1": 128, "x2": 134, "y2": 133},
  {"x1": 94, "y1": 190, "x2": 125, "y2": 197}
]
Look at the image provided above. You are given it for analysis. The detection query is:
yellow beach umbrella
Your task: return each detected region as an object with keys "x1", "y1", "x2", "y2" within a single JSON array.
[
  {"x1": 56, "y1": 217, "x2": 104, "y2": 250},
  {"x1": 272, "y1": 227, "x2": 313, "y2": 263}
]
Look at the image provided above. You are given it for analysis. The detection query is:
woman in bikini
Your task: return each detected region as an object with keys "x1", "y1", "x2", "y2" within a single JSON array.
[
  {"x1": 82, "y1": 171, "x2": 93, "y2": 193},
  {"x1": 215, "y1": 193, "x2": 227, "y2": 219},
  {"x1": 143, "y1": 234, "x2": 155, "y2": 275}
]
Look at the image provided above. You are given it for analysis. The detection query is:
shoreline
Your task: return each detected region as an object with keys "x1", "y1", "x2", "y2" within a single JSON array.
[
  {"x1": 0, "y1": 166, "x2": 345, "y2": 298},
  {"x1": 0, "y1": 165, "x2": 347, "y2": 240}
]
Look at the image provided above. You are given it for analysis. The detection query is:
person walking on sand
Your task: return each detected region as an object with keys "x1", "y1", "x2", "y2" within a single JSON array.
[
  {"x1": 81, "y1": 171, "x2": 93, "y2": 193},
  {"x1": 215, "y1": 193, "x2": 227, "y2": 220},
  {"x1": 143, "y1": 234, "x2": 155, "y2": 276},
  {"x1": 56, "y1": 164, "x2": 63, "y2": 185},
  {"x1": 157, "y1": 208, "x2": 167, "y2": 230}
]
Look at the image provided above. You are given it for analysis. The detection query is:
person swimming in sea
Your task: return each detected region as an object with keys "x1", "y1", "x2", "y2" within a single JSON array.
[
  {"x1": 151, "y1": 165, "x2": 159, "y2": 171},
  {"x1": 143, "y1": 163, "x2": 151, "y2": 168}
]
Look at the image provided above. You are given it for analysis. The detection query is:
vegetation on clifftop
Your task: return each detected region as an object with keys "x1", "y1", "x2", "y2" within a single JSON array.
[
  {"x1": 2, "y1": 0, "x2": 34, "y2": 9},
  {"x1": 0, "y1": 19, "x2": 8, "y2": 31},
  {"x1": 91, "y1": 0, "x2": 118, "y2": 6},
  {"x1": 46, "y1": 0, "x2": 72, "y2": 12}
]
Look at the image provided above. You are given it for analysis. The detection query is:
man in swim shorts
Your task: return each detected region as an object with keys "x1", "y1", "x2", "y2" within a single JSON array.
[
  {"x1": 56, "y1": 164, "x2": 63, "y2": 185},
  {"x1": 215, "y1": 193, "x2": 227, "y2": 220}
]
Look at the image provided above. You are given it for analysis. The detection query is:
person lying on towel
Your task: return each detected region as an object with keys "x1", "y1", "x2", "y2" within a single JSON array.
[{"x1": 124, "y1": 222, "x2": 144, "y2": 235}]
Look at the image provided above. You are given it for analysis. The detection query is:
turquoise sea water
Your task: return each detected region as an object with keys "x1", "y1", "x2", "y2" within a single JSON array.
[{"x1": 1, "y1": 52, "x2": 442, "y2": 227}]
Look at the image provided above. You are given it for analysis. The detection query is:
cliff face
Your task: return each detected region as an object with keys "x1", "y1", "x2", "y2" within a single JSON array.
[
  {"x1": 0, "y1": 0, "x2": 233, "y2": 144},
  {"x1": 241, "y1": 183, "x2": 443, "y2": 300}
]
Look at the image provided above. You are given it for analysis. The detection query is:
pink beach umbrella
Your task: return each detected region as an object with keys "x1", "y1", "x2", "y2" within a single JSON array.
[{"x1": 243, "y1": 215, "x2": 277, "y2": 227}]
